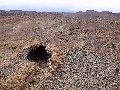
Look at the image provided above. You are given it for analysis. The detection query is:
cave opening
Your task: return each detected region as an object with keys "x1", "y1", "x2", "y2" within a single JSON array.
[{"x1": 27, "y1": 45, "x2": 51, "y2": 68}]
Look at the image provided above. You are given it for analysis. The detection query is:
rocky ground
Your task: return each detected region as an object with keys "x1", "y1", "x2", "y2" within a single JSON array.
[{"x1": 0, "y1": 13, "x2": 120, "y2": 90}]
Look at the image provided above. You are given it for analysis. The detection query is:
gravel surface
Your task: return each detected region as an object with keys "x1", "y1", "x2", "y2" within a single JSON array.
[
  {"x1": 0, "y1": 13, "x2": 120, "y2": 90},
  {"x1": 39, "y1": 48, "x2": 120, "y2": 90}
]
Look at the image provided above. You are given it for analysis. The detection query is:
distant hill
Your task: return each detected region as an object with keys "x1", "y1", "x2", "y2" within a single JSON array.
[
  {"x1": 0, "y1": 10, "x2": 120, "y2": 19},
  {"x1": 66, "y1": 10, "x2": 120, "y2": 19}
]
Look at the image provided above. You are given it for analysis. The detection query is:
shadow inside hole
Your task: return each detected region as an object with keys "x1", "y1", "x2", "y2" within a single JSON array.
[{"x1": 27, "y1": 45, "x2": 51, "y2": 68}]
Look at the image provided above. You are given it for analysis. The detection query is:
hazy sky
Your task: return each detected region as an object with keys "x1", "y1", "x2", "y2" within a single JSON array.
[{"x1": 0, "y1": 0, "x2": 120, "y2": 12}]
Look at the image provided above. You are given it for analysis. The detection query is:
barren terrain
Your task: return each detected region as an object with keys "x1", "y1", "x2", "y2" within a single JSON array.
[{"x1": 0, "y1": 11, "x2": 120, "y2": 90}]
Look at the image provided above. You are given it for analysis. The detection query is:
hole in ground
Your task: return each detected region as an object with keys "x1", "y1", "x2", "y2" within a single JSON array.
[{"x1": 27, "y1": 45, "x2": 51, "y2": 68}]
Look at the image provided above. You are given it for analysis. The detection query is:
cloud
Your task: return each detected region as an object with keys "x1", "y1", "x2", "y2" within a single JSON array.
[
  {"x1": 0, "y1": 0, "x2": 120, "y2": 7},
  {"x1": 0, "y1": 4, "x2": 5, "y2": 5},
  {"x1": 69, "y1": 7, "x2": 82, "y2": 12},
  {"x1": 0, "y1": 0, "x2": 120, "y2": 12}
]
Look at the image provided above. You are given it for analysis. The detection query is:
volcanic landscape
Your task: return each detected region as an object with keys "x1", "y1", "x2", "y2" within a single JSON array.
[{"x1": 0, "y1": 10, "x2": 120, "y2": 90}]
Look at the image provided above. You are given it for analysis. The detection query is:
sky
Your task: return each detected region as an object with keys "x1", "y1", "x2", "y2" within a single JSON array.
[{"x1": 0, "y1": 0, "x2": 120, "y2": 12}]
